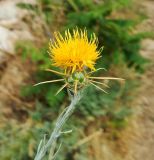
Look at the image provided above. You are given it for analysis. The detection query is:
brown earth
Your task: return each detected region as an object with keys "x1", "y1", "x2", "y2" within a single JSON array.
[{"x1": 123, "y1": 0, "x2": 154, "y2": 159}]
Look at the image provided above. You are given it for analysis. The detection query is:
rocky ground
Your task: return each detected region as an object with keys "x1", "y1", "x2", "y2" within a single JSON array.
[
  {"x1": 0, "y1": 0, "x2": 35, "y2": 123},
  {"x1": 0, "y1": 0, "x2": 154, "y2": 160}
]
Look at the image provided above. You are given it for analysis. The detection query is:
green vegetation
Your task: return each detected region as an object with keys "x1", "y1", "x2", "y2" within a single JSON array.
[{"x1": 0, "y1": 0, "x2": 148, "y2": 159}]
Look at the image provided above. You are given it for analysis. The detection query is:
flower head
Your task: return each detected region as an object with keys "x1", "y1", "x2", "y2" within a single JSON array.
[
  {"x1": 34, "y1": 28, "x2": 124, "y2": 95},
  {"x1": 49, "y1": 28, "x2": 100, "y2": 73}
]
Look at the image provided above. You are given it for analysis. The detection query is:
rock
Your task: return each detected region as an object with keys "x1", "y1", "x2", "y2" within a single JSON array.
[
  {"x1": 0, "y1": 26, "x2": 17, "y2": 53},
  {"x1": 140, "y1": 39, "x2": 154, "y2": 59},
  {"x1": 0, "y1": 0, "x2": 35, "y2": 54}
]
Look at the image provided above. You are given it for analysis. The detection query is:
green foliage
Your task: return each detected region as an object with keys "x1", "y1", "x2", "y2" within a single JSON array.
[
  {"x1": 16, "y1": 2, "x2": 36, "y2": 11},
  {"x1": 0, "y1": 120, "x2": 54, "y2": 160},
  {"x1": 64, "y1": 0, "x2": 148, "y2": 72},
  {"x1": 17, "y1": 41, "x2": 66, "y2": 110},
  {"x1": 16, "y1": 41, "x2": 51, "y2": 68}
]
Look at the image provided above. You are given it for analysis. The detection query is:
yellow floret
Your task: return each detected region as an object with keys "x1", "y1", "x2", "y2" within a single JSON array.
[{"x1": 49, "y1": 28, "x2": 101, "y2": 73}]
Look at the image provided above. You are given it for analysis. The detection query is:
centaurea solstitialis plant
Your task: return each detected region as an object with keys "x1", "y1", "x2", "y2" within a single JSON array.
[{"x1": 34, "y1": 28, "x2": 124, "y2": 160}]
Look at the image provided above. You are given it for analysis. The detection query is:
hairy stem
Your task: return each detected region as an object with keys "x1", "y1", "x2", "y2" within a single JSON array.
[{"x1": 34, "y1": 91, "x2": 82, "y2": 160}]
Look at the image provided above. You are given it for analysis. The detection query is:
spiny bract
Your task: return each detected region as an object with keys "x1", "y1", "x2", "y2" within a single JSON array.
[{"x1": 34, "y1": 28, "x2": 124, "y2": 95}]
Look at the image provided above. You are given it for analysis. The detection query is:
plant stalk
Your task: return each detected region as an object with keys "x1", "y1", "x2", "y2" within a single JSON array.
[{"x1": 34, "y1": 91, "x2": 82, "y2": 160}]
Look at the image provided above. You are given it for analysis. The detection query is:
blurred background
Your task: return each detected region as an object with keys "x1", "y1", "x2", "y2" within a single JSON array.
[{"x1": 0, "y1": 0, "x2": 154, "y2": 160}]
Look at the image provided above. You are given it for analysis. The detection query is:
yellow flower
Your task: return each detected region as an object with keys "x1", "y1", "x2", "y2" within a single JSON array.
[
  {"x1": 34, "y1": 28, "x2": 124, "y2": 95},
  {"x1": 49, "y1": 28, "x2": 101, "y2": 73}
]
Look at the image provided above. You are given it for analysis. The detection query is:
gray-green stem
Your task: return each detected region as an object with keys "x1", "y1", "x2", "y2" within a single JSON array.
[{"x1": 34, "y1": 91, "x2": 82, "y2": 160}]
